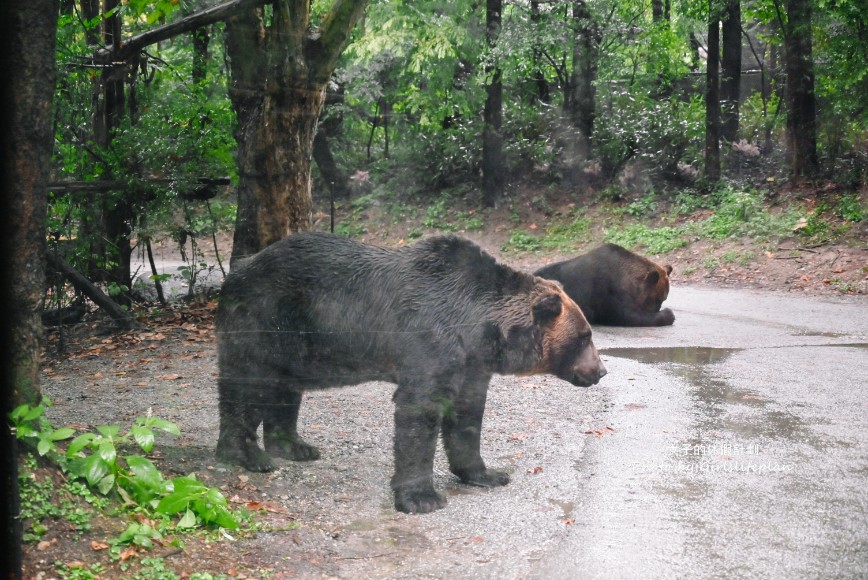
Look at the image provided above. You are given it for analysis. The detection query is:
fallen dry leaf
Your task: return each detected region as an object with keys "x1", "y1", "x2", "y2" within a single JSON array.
[
  {"x1": 156, "y1": 373, "x2": 182, "y2": 381},
  {"x1": 91, "y1": 540, "x2": 109, "y2": 551},
  {"x1": 583, "y1": 426, "x2": 616, "y2": 437}
]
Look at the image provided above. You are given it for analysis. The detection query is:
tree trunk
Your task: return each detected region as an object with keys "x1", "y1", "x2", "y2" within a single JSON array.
[
  {"x1": 1, "y1": 0, "x2": 57, "y2": 571},
  {"x1": 2, "y1": 0, "x2": 57, "y2": 407},
  {"x1": 705, "y1": 4, "x2": 721, "y2": 182},
  {"x1": 91, "y1": 0, "x2": 136, "y2": 305},
  {"x1": 226, "y1": 0, "x2": 369, "y2": 265},
  {"x1": 530, "y1": 1, "x2": 550, "y2": 104},
  {"x1": 652, "y1": 0, "x2": 664, "y2": 22},
  {"x1": 192, "y1": 26, "x2": 211, "y2": 85},
  {"x1": 783, "y1": 0, "x2": 818, "y2": 177},
  {"x1": 482, "y1": 0, "x2": 504, "y2": 208},
  {"x1": 720, "y1": 0, "x2": 741, "y2": 143},
  {"x1": 566, "y1": 0, "x2": 597, "y2": 163}
]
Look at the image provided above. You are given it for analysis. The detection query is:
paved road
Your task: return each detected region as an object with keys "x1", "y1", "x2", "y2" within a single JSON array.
[
  {"x1": 529, "y1": 286, "x2": 868, "y2": 579},
  {"x1": 77, "y1": 279, "x2": 866, "y2": 578},
  {"x1": 285, "y1": 285, "x2": 867, "y2": 579}
]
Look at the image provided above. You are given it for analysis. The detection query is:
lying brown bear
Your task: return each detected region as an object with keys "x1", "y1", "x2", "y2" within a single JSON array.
[
  {"x1": 535, "y1": 243, "x2": 675, "y2": 327},
  {"x1": 216, "y1": 232, "x2": 607, "y2": 514}
]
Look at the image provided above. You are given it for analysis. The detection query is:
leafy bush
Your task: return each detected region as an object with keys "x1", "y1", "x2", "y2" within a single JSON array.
[
  {"x1": 11, "y1": 401, "x2": 240, "y2": 540},
  {"x1": 604, "y1": 223, "x2": 688, "y2": 254}
]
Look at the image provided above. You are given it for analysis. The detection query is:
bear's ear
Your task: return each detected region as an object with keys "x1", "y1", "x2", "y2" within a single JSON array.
[
  {"x1": 532, "y1": 293, "x2": 562, "y2": 322},
  {"x1": 665, "y1": 264, "x2": 673, "y2": 275},
  {"x1": 643, "y1": 270, "x2": 661, "y2": 286}
]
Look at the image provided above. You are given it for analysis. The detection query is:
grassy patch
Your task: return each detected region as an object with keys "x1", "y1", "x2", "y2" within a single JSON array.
[{"x1": 604, "y1": 223, "x2": 688, "y2": 254}]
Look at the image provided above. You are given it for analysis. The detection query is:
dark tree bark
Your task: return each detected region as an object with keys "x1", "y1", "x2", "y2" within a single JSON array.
[
  {"x1": 226, "y1": 0, "x2": 369, "y2": 264},
  {"x1": 652, "y1": 0, "x2": 665, "y2": 22},
  {"x1": 482, "y1": 0, "x2": 504, "y2": 208},
  {"x1": 89, "y1": 0, "x2": 137, "y2": 306},
  {"x1": 705, "y1": 4, "x2": 721, "y2": 182},
  {"x1": 530, "y1": 0, "x2": 550, "y2": 104},
  {"x1": 782, "y1": 0, "x2": 818, "y2": 177},
  {"x1": 192, "y1": 26, "x2": 211, "y2": 85},
  {"x1": 2, "y1": 0, "x2": 57, "y2": 407},
  {"x1": 45, "y1": 253, "x2": 138, "y2": 329},
  {"x1": 1, "y1": 0, "x2": 58, "y2": 574},
  {"x1": 565, "y1": 0, "x2": 597, "y2": 162},
  {"x1": 720, "y1": 0, "x2": 742, "y2": 143}
]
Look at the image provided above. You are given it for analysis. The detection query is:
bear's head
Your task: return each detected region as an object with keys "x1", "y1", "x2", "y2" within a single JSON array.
[
  {"x1": 634, "y1": 262, "x2": 672, "y2": 313},
  {"x1": 500, "y1": 280, "x2": 606, "y2": 387}
]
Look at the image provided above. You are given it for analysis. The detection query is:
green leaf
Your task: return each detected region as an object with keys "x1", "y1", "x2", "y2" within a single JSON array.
[
  {"x1": 16, "y1": 405, "x2": 45, "y2": 421},
  {"x1": 97, "y1": 439, "x2": 117, "y2": 464},
  {"x1": 84, "y1": 454, "x2": 110, "y2": 487},
  {"x1": 15, "y1": 424, "x2": 36, "y2": 439},
  {"x1": 9, "y1": 404, "x2": 31, "y2": 421},
  {"x1": 96, "y1": 425, "x2": 120, "y2": 439},
  {"x1": 67, "y1": 433, "x2": 96, "y2": 456},
  {"x1": 50, "y1": 427, "x2": 76, "y2": 441},
  {"x1": 97, "y1": 473, "x2": 116, "y2": 495},
  {"x1": 177, "y1": 508, "x2": 197, "y2": 528},
  {"x1": 66, "y1": 456, "x2": 88, "y2": 479},
  {"x1": 37, "y1": 438, "x2": 53, "y2": 457},
  {"x1": 156, "y1": 492, "x2": 191, "y2": 516},
  {"x1": 125, "y1": 455, "x2": 163, "y2": 491},
  {"x1": 130, "y1": 425, "x2": 155, "y2": 453},
  {"x1": 145, "y1": 417, "x2": 181, "y2": 436}
]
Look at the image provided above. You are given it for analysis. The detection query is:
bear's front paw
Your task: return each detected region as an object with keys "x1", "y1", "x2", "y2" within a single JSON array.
[
  {"x1": 393, "y1": 487, "x2": 447, "y2": 514},
  {"x1": 266, "y1": 436, "x2": 321, "y2": 461},
  {"x1": 657, "y1": 308, "x2": 675, "y2": 326},
  {"x1": 456, "y1": 468, "x2": 510, "y2": 488},
  {"x1": 216, "y1": 442, "x2": 275, "y2": 473}
]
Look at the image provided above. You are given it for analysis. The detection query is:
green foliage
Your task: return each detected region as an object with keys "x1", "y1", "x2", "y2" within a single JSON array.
[
  {"x1": 10, "y1": 401, "x2": 75, "y2": 457},
  {"x1": 11, "y1": 401, "x2": 240, "y2": 550},
  {"x1": 54, "y1": 561, "x2": 106, "y2": 580},
  {"x1": 605, "y1": 224, "x2": 688, "y2": 255},
  {"x1": 594, "y1": 92, "x2": 704, "y2": 179},
  {"x1": 18, "y1": 457, "x2": 99, "y2": 542},
  {"x1": 422, "y1": 198, "x2": 458, "y2": 231},
  {"x1": 622, "y1": 193, "x2": 659, "y2": 217},
  {"x1": 541, "y1": 214, "x2": 592, "y2": 252},
  {"x1": 694, "y1": 188, "x2": 799, "y2": 241},
  {"x1": 836, "y1": 194, "x2": 865, "y2": 222},
  {"x1": 502, "y1": 231, "x2": 543, "y2": 253}
]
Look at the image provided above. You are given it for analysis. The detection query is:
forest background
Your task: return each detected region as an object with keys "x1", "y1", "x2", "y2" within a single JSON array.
[
  {"x1": 1, "y1": 0, "x2": 867, "y2": 576},
  {"x1": 10, "y1": 0, "x2": 868, "y2": 416}
]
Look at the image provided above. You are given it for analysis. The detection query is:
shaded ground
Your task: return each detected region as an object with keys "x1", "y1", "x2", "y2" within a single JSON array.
[{"x1": 26, "y1": 185, "x2": 866, "y2": 578}]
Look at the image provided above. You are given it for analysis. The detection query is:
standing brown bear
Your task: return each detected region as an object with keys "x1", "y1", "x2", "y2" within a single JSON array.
[
  {"x1": 216, "y1": 232, "x2": 606, "y2": 514},
  {"x1": 535, "y1": 243, "x2": 675, "y2": 327}
]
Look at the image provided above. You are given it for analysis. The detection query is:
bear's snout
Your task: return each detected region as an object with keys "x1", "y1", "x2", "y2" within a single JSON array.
[{"x1": 568, "y1": 343, "x2": 607, "y2": 387}]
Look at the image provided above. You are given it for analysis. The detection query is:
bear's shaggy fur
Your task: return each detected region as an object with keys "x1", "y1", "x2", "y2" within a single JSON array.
[
  {"x1": 535, "y1": 243, "x2": 674, "y2": 327},
  {"x1": 216, "y1": 232, "x2": 606, "y2": 513}
]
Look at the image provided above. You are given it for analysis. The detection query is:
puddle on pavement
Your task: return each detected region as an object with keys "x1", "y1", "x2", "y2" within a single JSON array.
[
  {"x1": 601, "y1": 346, "x2": 738, "y2": 366},
  {"x1": 601, "y1": 345, "x2": 840, "y2": 450},
  {"x1": 791, "y1": 330, "x2": 847, "y2": 338},
  {"x1": 547, "y1": 498, "x2": 575, "y2": 520}
]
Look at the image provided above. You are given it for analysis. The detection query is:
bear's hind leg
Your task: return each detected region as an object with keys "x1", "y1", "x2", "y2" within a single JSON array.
[
  {"x1": 442, "y1": 372, "x2": 510, "y2": 488},
  {"x1": 263, "y1": 390, "x2": 321, "y2": 461}
]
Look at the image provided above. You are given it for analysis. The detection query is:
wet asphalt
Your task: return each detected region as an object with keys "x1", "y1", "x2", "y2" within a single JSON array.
[
  {"x1": 60, "y1": 274, "x2": 868, "y2": 578},
  {"x1": 528, "y1": 286, "x2": 868, "y2": 579},
  {"x1": 299, "y1": 285, "x2": 868, "y2": 579}
]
